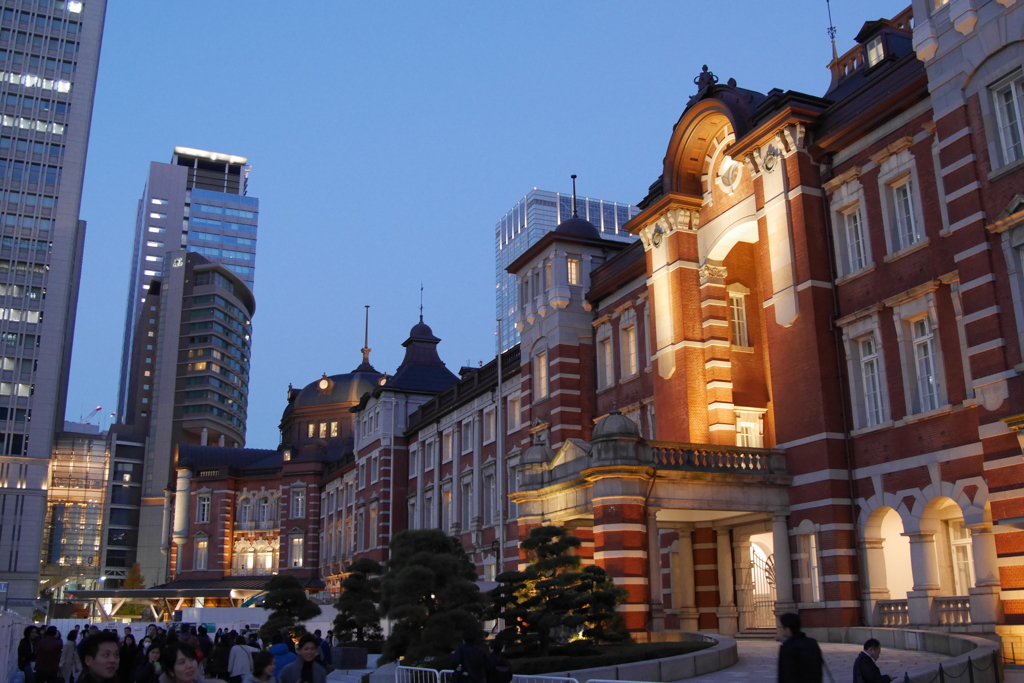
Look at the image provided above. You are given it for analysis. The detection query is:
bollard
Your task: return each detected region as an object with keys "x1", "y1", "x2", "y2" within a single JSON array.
[
  {"x1": 967, "y1": 656, "x2": 974, "y2": 683},
  {"x1": 938, "y1": 662, "x2": 945, "y2": 683}
]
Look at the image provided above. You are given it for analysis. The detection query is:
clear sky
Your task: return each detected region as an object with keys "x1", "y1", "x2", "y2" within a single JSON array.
[{"x1": 66, "y1": 0, "x2": 909, "y2": 447}]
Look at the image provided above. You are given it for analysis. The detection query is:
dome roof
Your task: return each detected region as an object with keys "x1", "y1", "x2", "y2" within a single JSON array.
[
  {"x1": 292, "y1": 367, "x2": 382, "y2": 410},
  {"x1": 408, "y1": 319, "x2": 439, "y2": 342},
  {"x1": 592, "y1": 409, "x2": 641, "y2": 440},
  {"x1": 554, "y1": 216, "x2": 601, "y2": 240}
]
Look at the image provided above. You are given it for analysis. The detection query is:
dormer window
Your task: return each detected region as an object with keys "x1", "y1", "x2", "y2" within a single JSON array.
[{"x1": 866, "y1": 37, "x2": 884, "y2": 67}]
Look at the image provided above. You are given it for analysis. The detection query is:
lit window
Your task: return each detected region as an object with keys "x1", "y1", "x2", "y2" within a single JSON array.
[
  {"x1": 534, "y1": 350, "x2": 549, "y2": 400},
  {"x1": 442, "y1": 431, "x2": 453, "y2": 463},
  {"x1": 290, "y1": 536, "x2": 304, "y2": 568},
  {"x1": 933, "y1": 0, "x2": 950, "y2": 8},
  {"x1": 143, "y1": 270, "x2": 158, "y2": 277},
  {"x1": 567, "y1": 257, "x2": 580, "y2": 285},
  {"x1": 859, "y1": 337, "x2": 884, "y2": 427},
  {"x1": 145, "y1": 255, "x2": 162, "y2": 262},
  {"x1": 912, "y1": 318, "x2": 939, "y2": 412},
  {"x1": 291, "y1": 489, "x2": 306, "y2": 518},
  {"x1": 146, "y1": 241, "x2": 163, "y2": 248},
  {"x1": 729, "y1": 294, "x2": 749, "y2": 347},
  {"x1": 149, "y1": 212, "x2": 166, "y2": 220},
  {"x1": 306, "y1": 423, "x2": 314, "y2": 439},
  {"x1": 866, "y1": 37, "x2": 884, "y2": 67},
  {"x1": 196, "y1": 494, "x2": 210, "y2": 524},
  {"x1": 441, "y1": 483, "x2": 452, "y2": 531},
  {"x1": 148, "y1": 227, "x2": 165, "y2": 234},
  {"x1": 195, "y1": 539, "x2": 208, "y2": 570},
  {"x1": 993, "y1": 75, "x2": 1024, "y2": 166},
  {"x1": 734, "y1": 409, "x2": 764, "y2": 448},
  {"x1": 319, "y1": 422, "x2": 327, "y2": 439},
  {"x1": 150, "y1": 198, "x2": 168, "y2": 205},
  {"x1": 843, "y1": 207, "x2": 868, "y2": 273},
  {"x1": 68, "y1": 1, "x2": 83, "y2": 13},
  {"x1": 330, "y1": 420, "x2": 339, "y2": 437}
]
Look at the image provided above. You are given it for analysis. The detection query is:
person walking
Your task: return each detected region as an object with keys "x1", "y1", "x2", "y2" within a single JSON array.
[
  {"x1": 267, "y1": 634, "x2": 295, "y2": 674},
  {"x1": 34, "y1": 627, "x2": 64, "y2": 683},
  {"x1": 853, "y1": 639, "x2": 894, "y2": 683},
  {"x1": 449, "y1": 632, "x2": 487, "y2": 683},
  {"x1": 777, "y1": 613, "x2": 823, "y2": 683},
  {"x1": 485, "y1": 642, "x2": 511, "y2": 683},
  {"x1": 227, "y1": 634, "x2": 257, "y2": 683},
  {"x1": 60, "y1": 631, "x2": 83, "y2": 683},
  {"x1": 18, "y1": 625, "x2": 39, "y2": 683}
]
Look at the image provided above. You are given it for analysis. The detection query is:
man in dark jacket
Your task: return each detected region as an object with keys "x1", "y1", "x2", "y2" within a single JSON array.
[
  {"x1": 18, "y1": 625, "x2": 38, "y2": 680},
  {"x1": 449, "y1": 632, "x2": 488, "y2": 683},
  {"x1": 853, "y1": 639, "x2": 894, "y2": 683},
  {"x1": 34, "y1": 626, "x2": 64, "y2": 683},
  {"x1": 777, "y1": 613, "x2": 823, "y2": 683}
]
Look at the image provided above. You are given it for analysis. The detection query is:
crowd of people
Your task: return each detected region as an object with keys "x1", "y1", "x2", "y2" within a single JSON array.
[{"x1": 16, "y1": 624, "x2": 336, "y2": 683}]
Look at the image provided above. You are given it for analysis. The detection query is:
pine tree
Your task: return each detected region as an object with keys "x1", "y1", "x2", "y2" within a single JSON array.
[
  {"x1": 334, "y1": 558, "x2": 384, "y2": 643},
  {"x1": 378, "y1": 529, "x2": 487, "y2": 664},
  {"x1": 258, "y1": 574, "x2": 322, "y2": 641}
]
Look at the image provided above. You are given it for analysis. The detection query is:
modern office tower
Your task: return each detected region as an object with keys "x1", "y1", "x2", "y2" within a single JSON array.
[
  {"x1": 0, "y1": 0, "x2": 106, "y2": 612},
  {"x1": 40, "y1": 422, "x2": 110, "y2": 597},
  {"x1": 121, "y1": 250, "x2": 254, "y2": 586},
  {"x1": 116, "y1": 148, "x2": 257, "y2": 422},
  {"x1": 495, "y1": 189, "x2": 638, "y2": 351}
]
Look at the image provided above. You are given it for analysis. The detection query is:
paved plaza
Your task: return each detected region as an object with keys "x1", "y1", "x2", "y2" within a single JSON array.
[{"x1": 672, "y1": 641, "x2": 954, "y2": 683}]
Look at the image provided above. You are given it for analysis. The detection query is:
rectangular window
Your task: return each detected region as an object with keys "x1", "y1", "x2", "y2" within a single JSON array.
[
  {"x1": 844, "y1": 208, "x2": 867, "y2": 273},
  {"x1": 197, "y1": 494, "x2": 210, "y2": 524},
  {"x1": 409, "y1": 446, "x2": 419, "y2": 478},
  {"x1": 618, "y1": 323, "x2": 634, "y2": 376},
  {"x1": 544, "y1": 260, "x2": 552, "y2": 290},
  {"x1": 892, "y1": 177, "x2": 920, "y2": 248},
  {"x1": 369, "y1": 504, "x2": 378, "y2": 547},
  {"x1": 948, "y1": 520, "x2": 975, "y2": 595},
  {"x1": 290, "y1": 536, "x2": 304, "y2": 568},
  {"x1": 734, "y1": 409, "x2": 764, "y2": 448},
  {"x1": 461, "y1": 479, "x2": 472, "y2": 530},
  {"x1": 195, "y1": 539, "x2": 208, "y2": 570},
  {"x1": 149, "y1": 212, "x2": 166, "y2": 219},
  {"x1": 598, "y1": 336, "x2": 613, "y2": 389},
  {"x1": 800, "y1": 533, "x2": 823, "y2": 603},
  {"x1": 306, "y1": 423, "x2": 314, "y2": 439},
  {"x1": 729, "y1": 294, "x2": 749, "y2": 347},
  {"x1": 291, "y1": 489, "x2": 306, "y2": 518},
  {"x1": 993, "y1": 75, "x2": 1024, "y2": 165},
  {"x1": 567, "y1": 257, "x2": 580, "y2": 285},
  {"x1": 508, "y1": 395, "x2": 521, "y2": 431},
  {"x1": 912, "y1": 318, "x2": 939, "y2": 412},
  {"x1": 358, "y1": 462, "x2": 366, "y2": 488},
  {"x1": 860, "y1": 337, "x2": 884, "y2": 427},
  {"x1": 535, "y1": 350, "x2": 549, "y2": 400},
  {"x1": 371, "y1": 454, "x2": 379, "y2": 483},
  {"x1": 408, "y1": 498, "x2": 417, "y2": 530},
  {"x1": 508, "y1": 465, "x2": 519, "y2": 519},
  {"x1": 425, "y1": 441, "x2": 435, "y2": 471},
  {"x1": 319, "y1": 421, "x2": 327, "y2": 439},
  {"x1": 442, "y1": 431, "x2": 453, "y2": 463},
  {"x1": 150, "y1": 198, "x2": 169, "y2": 205},
  {"x1": 461, "y1": 420, "x2": 473, "y2": 453},
  {"x1": 483, "y1": 473, "x2": 495, "y2": 526},
  {"x1": 483, "y1": 409, "x2": 495, "y2": 443},
  {"x1": 424, "y1": 490, "x2": 434, "y2": 528},
  {"x1": 866, "y1": 37, "x2": 884, "y2": 67},
  {"x1": 330, "y1": 420, "x2": 339, "y2": 437},
  {"x1": 441, "y1": 483, "x2": 452, "y2": 531}
]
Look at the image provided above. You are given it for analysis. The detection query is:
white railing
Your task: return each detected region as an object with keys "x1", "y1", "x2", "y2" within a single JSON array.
[
  {"x1": 878, "y1": 599, "x2": 910, "y2": 626},
  {"x1": 512, "y1": 676, "x2": 580, "y2": 683},
  {"x1": 397, "y1": 667, "x2": 442, "y2": 683},
  {"x1": 936, "y1": 596, "x2": 972, "y2": 626}
]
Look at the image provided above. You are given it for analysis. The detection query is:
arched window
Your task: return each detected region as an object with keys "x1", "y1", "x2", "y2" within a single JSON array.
[{"x1": 238, "y1": 497, "x2": 252, "y2": 523}]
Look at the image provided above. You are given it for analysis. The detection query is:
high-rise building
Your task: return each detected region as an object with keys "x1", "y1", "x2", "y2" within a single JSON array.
[
  {"x1": 495, "y1": 189, "x2": 638, "y2": 351},
  {"x1": 116, "y1": 148, "x2": 257, "y2": 421},
  {"x1": 0, "y1": 0, "x2": 106, "y2": 612},
  {"x1": 120, "y1": 250, "x2": 255, "y2": 586}
]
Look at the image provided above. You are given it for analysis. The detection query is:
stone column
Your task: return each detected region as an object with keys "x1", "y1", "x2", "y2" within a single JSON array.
[
  {"x1": 472, "y1": 414, "x2": 483, "y2": 540},
  {"x1": 859, "y1": 537, "x2": 890, "y2": 626},
  {"x1": 451, "y1": 426, "x2": 462, "y2": 535},
  {"x1": 733, "y1": 536, "x2": 754, "y2": 632},
  {"x1": 674, "y1": 528, "x2": 699, "y2": 631},
  {"x1": 968, "y1": 523, "x2": 1004, "y2": 625},
  {"x1": 906, "y1": 531, "x2": 941, "y2": 626},
  {"x1": 171, "y1": 469, "x2": 191, "y2": 573},
  {"x1": 647, "y1": 509, "x2": 665, "y2": 632},
  {"x1": 716, "y1": 529, "x2": 738, "y2": 635},
  {"x1": 772, "y1": 514, "x2": 796, "y2": 614}
]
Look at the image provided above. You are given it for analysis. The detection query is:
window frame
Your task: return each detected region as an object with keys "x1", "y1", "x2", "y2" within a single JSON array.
[
  {"x1": 891, "y1": 292, "x2": 948, "y2": 418},
  {"x1": 596, "y1": 324, "x2": 614, "y2": 390},
  {"x1": 196, "y1": 493, "x2": 210, "y2": 524},
  {"x1": 828, "y1": 176, "x2": 873, "y2": 279},
  {"x1": 992, "y1": 72, "x2": 1024, "y2": 167},
  {"x1": 195, "y1": 537, "x2": 209, "y2": 570},
  {"x1": 534, "y1": 349, "x2": 549, "y2": 401}
]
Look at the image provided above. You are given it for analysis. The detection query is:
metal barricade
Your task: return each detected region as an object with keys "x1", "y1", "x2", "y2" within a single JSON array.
[
  {"x1": 512, "y1": 676, "x2": 580, "y2": 683},
  {"x1": 397, "y1": 666, "x2": 442, "y2": 683}
]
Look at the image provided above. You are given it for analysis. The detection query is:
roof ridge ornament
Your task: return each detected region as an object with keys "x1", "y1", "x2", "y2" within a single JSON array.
[{"x1": 688, "y1": 65, "x2": 720, "y2": 106}]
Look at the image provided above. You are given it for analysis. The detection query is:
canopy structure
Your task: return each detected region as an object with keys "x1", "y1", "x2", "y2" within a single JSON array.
[{"x1": 66, "y1": 582, "x2": 265, "y2": 620}]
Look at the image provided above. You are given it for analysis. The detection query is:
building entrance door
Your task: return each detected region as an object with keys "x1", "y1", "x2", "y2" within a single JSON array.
[{"x1": 750, "y1": 544, "x2": 777, "y2": 629}]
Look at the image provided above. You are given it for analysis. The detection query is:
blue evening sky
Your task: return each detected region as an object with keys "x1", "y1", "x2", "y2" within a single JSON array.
[{"x1": 66, "y1": 0, "x2": 908, "y2": 447}]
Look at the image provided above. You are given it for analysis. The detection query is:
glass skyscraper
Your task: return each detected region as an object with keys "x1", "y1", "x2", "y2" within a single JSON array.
[
  {"x1": 496, "y1": 189, "x2": 639, "y2": 351},
  {"x1": 0, "y1": 0, "x2": 106, "y2": 613}
]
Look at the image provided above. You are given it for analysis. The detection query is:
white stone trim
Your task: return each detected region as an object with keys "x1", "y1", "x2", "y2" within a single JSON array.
[{"x1": 776, "y1": 432, "x2": 847, "y2": 450}]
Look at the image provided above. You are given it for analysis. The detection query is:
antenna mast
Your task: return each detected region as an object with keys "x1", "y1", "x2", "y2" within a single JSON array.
[{"x1": 361, "y1": 305, "x2": 371, "y2": 366}]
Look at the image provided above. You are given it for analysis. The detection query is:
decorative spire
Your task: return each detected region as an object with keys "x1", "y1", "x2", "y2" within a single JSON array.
[
  {"x1": 571, "y1": 174, "x2": 578, "y2": 218},
  {"x1": 419, "y1": 283, "x2": 424, "y2": 323},
  {"x1": 361, "y1": 305, "x2": 371, "y2": 366},
  {"x1": 826, "y1": 0, "x2": 838, "y2": 61}
]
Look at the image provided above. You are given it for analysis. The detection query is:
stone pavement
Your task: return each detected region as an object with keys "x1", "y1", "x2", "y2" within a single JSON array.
[{"x1": 670, "y1": 641, "x2": 953, "y2": 683}]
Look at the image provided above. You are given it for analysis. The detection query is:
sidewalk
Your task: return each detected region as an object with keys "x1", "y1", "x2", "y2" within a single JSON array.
[{"x1": 671, "y1": 641, "x2": 952, "y2": 683}]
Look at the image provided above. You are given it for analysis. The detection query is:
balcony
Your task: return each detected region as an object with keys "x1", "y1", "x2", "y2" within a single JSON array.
[
  {"x1": 878, "y1": 599, "x2": 910, "y2": 626},
  {"x1": 228, "y1": 567, "x2": 275, "y2": 577},
  {"x1": 876, "y1": 597, "x2": 973, "y2": 628},
  {"x1": 650, "y1": 442, "x2": 787, "y2": 476},
  {"x1": 936, "y1": 597, "x2": 972, "y2": 626}
]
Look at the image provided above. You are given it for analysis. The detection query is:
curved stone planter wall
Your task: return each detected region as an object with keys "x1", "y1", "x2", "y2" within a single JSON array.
[{"x1": 547, "y1": 633, "x2": 738, "y2": 682}]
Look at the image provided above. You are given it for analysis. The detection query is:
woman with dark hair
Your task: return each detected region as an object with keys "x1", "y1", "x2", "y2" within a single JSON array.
[
  {"x1": 134, "y1": 641, "x2": 162, "y2": 683},
  {"x1": 207, "y1": 634, "x2": 231, "y2": 681},
  {"x1": 159, "y1": 642, "x2": 218, "y2": 683},
  {"x1": 119, "y1": 634, "x2": 138, "y2": 682},
  {"x1": 241, "y1": 651, "x2": 278, "y2": 683},
  {"x1": 18, "y1": 625, "x2": 38, "y2": 683}
]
